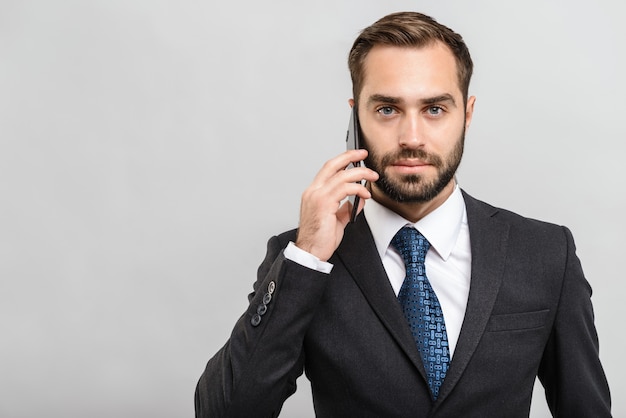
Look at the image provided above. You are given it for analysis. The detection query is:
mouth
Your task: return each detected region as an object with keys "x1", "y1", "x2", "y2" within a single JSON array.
[{"x1": 390, "y1": 159, "x2": 432, "y2": 174}]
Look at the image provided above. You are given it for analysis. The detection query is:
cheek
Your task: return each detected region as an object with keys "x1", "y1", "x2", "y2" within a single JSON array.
[
  {"x1": 361, "y1": 126, "x2": 395, "y2": 154},
  {"x1": 427, "y1": 116, "x2": 461, "y2": 135},
  {"x1": 427, "y1": 120, "x2": 465, "y2": 148},
  {"x1": 363, "y1": 127, "x2": 379, "y2": 146}
]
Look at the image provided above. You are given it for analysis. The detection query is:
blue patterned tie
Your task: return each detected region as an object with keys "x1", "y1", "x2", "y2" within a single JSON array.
[{"x1": 391, "y1": 226, "x2": 449, "y2": 400}]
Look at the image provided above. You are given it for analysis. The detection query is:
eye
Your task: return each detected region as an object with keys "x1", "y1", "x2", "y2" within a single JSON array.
[
  {"x1": 426, "y1": 106, "x2": 444, "y2": 116},
  {"x1": 376, "y1": 106, "x2": 396, "y2": 116}
]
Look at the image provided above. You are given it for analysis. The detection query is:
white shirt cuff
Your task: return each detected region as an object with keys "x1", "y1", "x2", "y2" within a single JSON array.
[{"x1": 284, "y1": 241, "x2": 333, "y2": 274}]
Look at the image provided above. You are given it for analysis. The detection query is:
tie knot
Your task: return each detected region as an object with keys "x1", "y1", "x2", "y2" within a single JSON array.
[{"x1": 391, "y1": 226, "x2": 430, "y2": 267}]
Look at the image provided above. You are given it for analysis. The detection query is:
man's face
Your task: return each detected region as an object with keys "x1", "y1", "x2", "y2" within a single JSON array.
[{"x1": 356, "y1": 43, "x2": 475, "y2": 205}]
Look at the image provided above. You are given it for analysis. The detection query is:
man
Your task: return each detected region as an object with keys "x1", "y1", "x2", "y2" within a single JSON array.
[{"x1": 195, "y1": 12, "x2": 611, "y2": 417}]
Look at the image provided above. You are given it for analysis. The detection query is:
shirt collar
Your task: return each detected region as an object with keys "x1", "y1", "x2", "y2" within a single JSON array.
[{"x1": 363, "y1": 184, "x2": 467, "y2": 261}]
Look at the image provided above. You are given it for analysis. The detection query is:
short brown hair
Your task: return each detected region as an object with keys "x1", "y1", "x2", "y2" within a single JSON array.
[{"x1": 348, "y1": 12, "x2": 473, "y2": 106}]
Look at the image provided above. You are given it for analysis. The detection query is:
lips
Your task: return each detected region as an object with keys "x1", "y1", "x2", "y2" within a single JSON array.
[
  {"x1": 390, "y1": 159, "x2": 432, "y2": 174},
  {"x1": 393, "y1": 159, "x2": 430, "y2": 167}
]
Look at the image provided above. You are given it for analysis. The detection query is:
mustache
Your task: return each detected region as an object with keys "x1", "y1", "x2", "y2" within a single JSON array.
[{"x1": 377, "y1": 148, "x2": 443, "y2": 168}]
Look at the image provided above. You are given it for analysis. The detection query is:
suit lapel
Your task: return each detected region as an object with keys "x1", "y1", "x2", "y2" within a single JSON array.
[
  {"x1": 335, "y1": 215, "x2": 428, "y2": 381},
  {"x1": 436, "y1": 191, "x2": 510, "y2": 403},
  {"x1": 335, "y1": 192, "x2": 511, "y2": 404}
]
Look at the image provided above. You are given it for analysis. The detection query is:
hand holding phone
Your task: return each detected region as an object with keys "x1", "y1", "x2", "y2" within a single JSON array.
[
  {"x1": 345, "y1": 107, "x2": 367, "y2": 222},
  {"x1": 295, "y1": 113, "x2": 376, "y2": 261}
]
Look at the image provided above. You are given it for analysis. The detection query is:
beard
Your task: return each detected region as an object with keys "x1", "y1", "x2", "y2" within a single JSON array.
[{"x1": 364, "y1": 130, "x2": 465, "y2": 203}]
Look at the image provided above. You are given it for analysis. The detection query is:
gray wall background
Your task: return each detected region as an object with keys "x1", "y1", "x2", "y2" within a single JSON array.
[{"x1": 1, "y1": 1, "x2": 624, "y2": 417}]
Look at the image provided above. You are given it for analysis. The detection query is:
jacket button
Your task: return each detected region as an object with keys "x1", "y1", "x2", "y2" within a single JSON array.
[
  {"x1": 268, "y1": 281, "x2": 276, "y2": 295},
  {"x1": 257, "y1": 303, "x2": 267, "y2": 316},
  {"x1": 263, "y1": 292, "x2": 272, "y2": 305},
  {"x1": 251, "y1": 313, "x2": 261, "y2": 327}
]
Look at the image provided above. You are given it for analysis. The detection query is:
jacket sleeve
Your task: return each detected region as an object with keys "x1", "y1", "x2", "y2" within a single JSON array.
[
  {"x1": 538, "y1": 226, "x2": 611, "y2": 417},
  {"x1": 194, "y1": 233, "x2": 330, "y2": 418}
]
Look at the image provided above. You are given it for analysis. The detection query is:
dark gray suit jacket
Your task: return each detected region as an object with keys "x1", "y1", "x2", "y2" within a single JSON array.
[{"x1": 195, "y1": 191, "x2": 611, "y2": 417}]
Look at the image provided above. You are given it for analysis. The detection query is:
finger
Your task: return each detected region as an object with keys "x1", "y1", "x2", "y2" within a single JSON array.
[
  {"x1": 336, "y1": 200, "x2": 353, "y2": 226},
  {"x1": 339, "y1": 166, "x2": 379, "y2": 184},
  {"x1": 315, "y1": 167, "x2": 376, "y2": 211},
  {"x1": 342, "y1": 181, "x2": 372, "y2": 202},
  {"x1": 312, "y1": 150, "x2": 369, "y2": 184}
]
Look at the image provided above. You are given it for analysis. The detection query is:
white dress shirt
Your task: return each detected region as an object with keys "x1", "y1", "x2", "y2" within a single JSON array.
[
  {"x1": 363, "y1": 184, "x2": 471, "y2": 358},
  {"x1": 284, "y1": 184, "x2": 471, "y2": 358}
]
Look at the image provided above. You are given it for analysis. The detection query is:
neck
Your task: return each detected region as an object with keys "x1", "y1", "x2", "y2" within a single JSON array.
[{"x1": 370, "y1": 179, "x2": 456, "y2": 223}]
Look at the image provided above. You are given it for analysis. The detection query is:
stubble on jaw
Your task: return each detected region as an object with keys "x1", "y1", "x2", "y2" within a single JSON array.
[{"x1": 363, "y1": 129, "x2": 464, "y2": 204}]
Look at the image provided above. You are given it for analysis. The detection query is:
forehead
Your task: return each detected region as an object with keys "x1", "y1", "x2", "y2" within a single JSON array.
[{"x1": 360, "y1": 43, "x2": 462, "y2": 102}]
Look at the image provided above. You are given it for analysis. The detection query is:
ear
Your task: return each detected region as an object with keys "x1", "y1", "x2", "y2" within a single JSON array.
[
  {"x1": 465, "y1": 96, "x2": 476, "y2": 130},
  {"x1": 348, "y1": 98, "x2": 355, "y2": 108}
]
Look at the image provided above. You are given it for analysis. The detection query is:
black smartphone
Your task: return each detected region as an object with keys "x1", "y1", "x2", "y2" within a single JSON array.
[{"x1": 345, "y1": 107, "x2": 366, "y2": 223}]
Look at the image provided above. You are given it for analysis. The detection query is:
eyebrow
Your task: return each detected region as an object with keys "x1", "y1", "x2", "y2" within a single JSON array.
[
  {"x1": 366, "y1": 93, "x2": 457, "y2": 107},
  {"x1": 367, "y1": 94, "x2": 401, "y2": 106}
]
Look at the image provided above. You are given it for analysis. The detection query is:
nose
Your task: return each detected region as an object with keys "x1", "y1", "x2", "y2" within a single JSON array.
[{"x1": 398, "y1": 111, "x2": 424, "y2": 148}]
